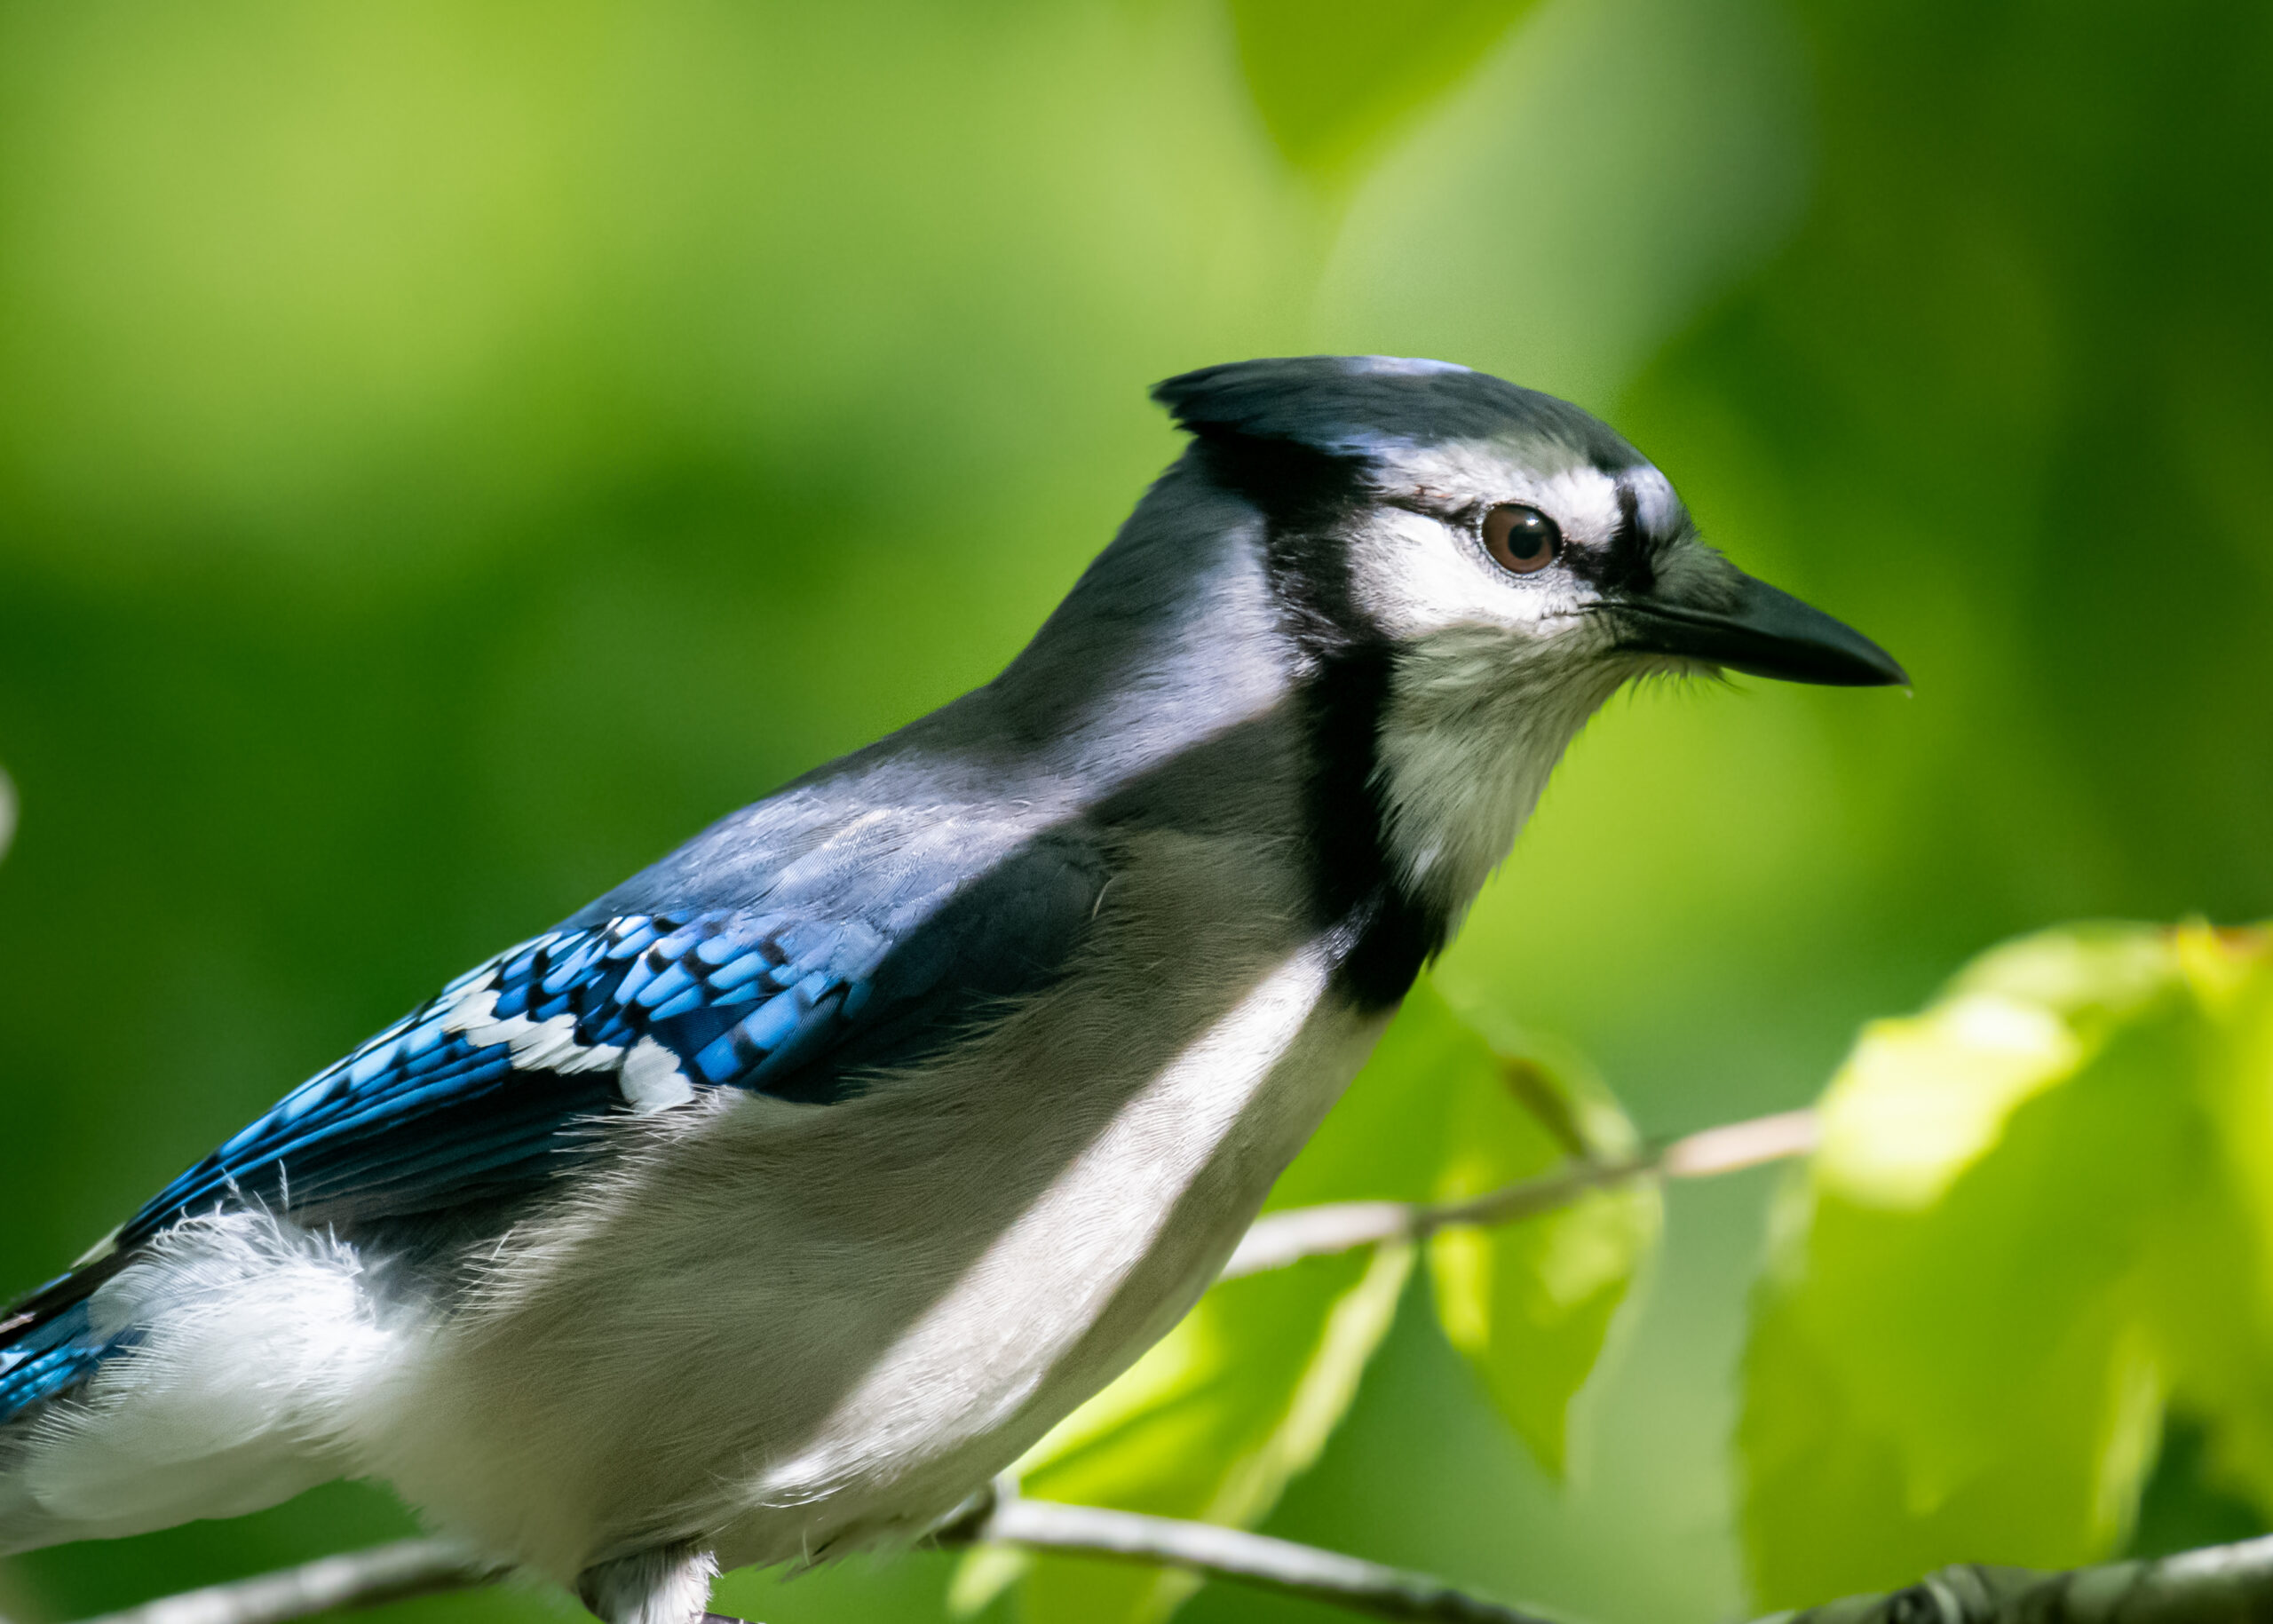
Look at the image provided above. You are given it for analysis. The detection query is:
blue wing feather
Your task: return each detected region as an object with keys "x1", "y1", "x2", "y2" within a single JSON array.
[
  {"x1": 120, "y1": 904, "x2": 896, "y2": 1242},
  {"x1": 0, "y1": 1301, "x2": 124, "y2": 1419},
  {"x1": 1, "y1": 822, "x2": 1110, "y2": 1424}
]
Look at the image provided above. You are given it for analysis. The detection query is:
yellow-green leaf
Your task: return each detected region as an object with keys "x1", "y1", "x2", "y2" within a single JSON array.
[
  {"x1": 1426, "y1": 1034, "x2": 1657, "y2": 1477},
  {"x1": 1739, "y1": 922, "x2": 2273, "y2": 1608},
  {"x1": 1010, "y1": 1243, "x2": 1413, "y2": 1624},
  {"x1": 2130, "y1": 928, "x2": 2273, "y2": 1517}
]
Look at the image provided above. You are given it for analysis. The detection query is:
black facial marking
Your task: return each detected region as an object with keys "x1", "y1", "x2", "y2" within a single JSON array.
[
  {"x1": 1194, "y1": 428, "x2": 1448, "y2": 1011},
  {"x1": 1565, "y1": 482, "x2": 1656, "y2": 597},
  {"x1": 1288, "y1": 639, "x2": 1444, "y2": 1010}
]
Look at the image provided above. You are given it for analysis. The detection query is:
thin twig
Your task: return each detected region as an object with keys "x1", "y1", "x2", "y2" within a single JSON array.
[
  {"x1": 1220, "y1": 1108, "x2": 1817, "y2": 1279},
  {"x1": 1762, "y1": 1534, "x2": 2273, "y2": 1621},
  {"x1": 931, "y1": 1486, "x2": 1560, "y2": 1624},
  {"x1": 69, "y1": 1539, "x2": 499, "y2": 1624}
]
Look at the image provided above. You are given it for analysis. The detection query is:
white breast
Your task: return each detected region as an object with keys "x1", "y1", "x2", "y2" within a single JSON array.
[{"x1": 740, "y1": 931, "x2": 1359, "y2": 1531}]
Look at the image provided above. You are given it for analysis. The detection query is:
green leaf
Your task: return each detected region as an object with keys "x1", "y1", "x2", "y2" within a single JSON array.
[
  {"x1": 1428, "y1": 1044, "x2": 1658, "y2": 1477},
  {"x1": 1226, "y1": 0, "x2": 1541, "y2": 176},
  {"x1": 1738, "y1": 922, "x2": 2273, "y2": 1609},
  {"x1": 2127, "y1": 930, "x2": 2273, "y2": 1519},
  {"x1": 1010, "y1": 1243, "x2": 1414, "y2": 1624}
]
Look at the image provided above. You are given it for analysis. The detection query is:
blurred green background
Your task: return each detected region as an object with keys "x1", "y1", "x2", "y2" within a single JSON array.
[{"x1": 1, "y1": 0, "x2": 2268, "y2": 1620}]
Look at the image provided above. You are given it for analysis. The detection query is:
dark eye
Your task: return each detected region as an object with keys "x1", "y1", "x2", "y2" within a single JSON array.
[{"x1": 1483, "y1": 504, "x2": 1561, "y2": 574}]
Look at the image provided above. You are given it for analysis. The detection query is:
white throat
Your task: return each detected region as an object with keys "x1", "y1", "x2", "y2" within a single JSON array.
[{"x1": 1372, "y1": 626, "x2": 1631, "y2": 919}]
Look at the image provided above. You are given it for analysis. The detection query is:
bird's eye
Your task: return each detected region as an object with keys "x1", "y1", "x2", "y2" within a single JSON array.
[{"x1": 1483, "y1": 504, "x2": 1562, "y2": 575}]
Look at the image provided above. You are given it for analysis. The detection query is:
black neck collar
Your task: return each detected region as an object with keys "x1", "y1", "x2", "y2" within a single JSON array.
[{"x1": 1190, "y1": 430, "x2": 1451, "y2": 1012}]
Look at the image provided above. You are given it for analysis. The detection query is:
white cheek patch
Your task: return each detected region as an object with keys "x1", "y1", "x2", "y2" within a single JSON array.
[
  {"x1": 1342, "y1": 438, "x2": 1665, "y2": 645},
  {"x1": 1342, "y1": 507, "x2": 1593, "y2": 644}
]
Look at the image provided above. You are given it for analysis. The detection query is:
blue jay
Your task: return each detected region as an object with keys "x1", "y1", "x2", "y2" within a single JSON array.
[{"x1": 0, "y1": 357, "x2": 1900, "y2": 1624}]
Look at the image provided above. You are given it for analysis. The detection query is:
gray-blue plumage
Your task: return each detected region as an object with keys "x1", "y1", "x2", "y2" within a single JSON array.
[{"x1": 0, "y1": 356, "x2": 1901, "y2": 1624}]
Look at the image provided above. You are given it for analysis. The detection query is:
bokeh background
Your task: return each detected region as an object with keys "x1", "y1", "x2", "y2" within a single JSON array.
[{"x1": 2, "y1": 0, "x2": 2269, "y2": 1620}]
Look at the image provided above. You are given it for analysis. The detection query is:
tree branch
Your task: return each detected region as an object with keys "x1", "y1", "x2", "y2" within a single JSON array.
[
  {"x1": 69, "y1": 1539, "x2": 499, "y2": 1624},
  {"x1": 1763, "y1": 1535, "x2": 2273, "y2": 1621},
  {"x1": 59, "y1": 1510, "x2": 1555, "y2": 1624},
  {"x1": 1220, "y1": 1108, "x2": 1818, "y2": 1279},
  {"x1": 930, "y1": 1485, "x2": 1559, "y2": 1624},
  {"x1": 55, "y1": 1516, "x2": 2273, "y2": 1624}
]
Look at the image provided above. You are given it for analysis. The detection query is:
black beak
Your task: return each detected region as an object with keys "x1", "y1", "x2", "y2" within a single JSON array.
[{"x1": 1610, "y1": 571, "x2": 1907, "y2": 687}]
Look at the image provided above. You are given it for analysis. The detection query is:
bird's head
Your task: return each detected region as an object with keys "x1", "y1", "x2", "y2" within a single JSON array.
[{"x1": 1153, "y1": 354, "x2": 1905, "y2": 915}]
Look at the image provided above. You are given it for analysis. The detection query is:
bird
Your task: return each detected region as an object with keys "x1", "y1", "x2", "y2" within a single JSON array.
[{"x1": 0, "y1": 355, "x2": 1903, "y2": 1624}]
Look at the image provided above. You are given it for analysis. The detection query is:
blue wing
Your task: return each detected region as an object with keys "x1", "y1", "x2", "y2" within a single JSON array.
[
  {"x1": 119, "y1": 906, "x2": 900, "y2": 1240},
  {"x1": 1, "y1": 827, "x2": 1109, "y2": 1422}
]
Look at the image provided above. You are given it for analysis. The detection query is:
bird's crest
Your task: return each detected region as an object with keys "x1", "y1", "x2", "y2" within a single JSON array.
[{"x1": 1152, "y1": 354, "x2": 1642, "y2": 472}]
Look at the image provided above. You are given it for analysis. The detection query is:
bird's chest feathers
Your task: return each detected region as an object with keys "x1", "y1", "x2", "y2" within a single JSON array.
[
  {"x1": 1372, "y1": 628, "x2": 1627, "y2": 915},
  {"x1": 754, "y1": 931, "x2": 1382, "y2": 1493}
]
